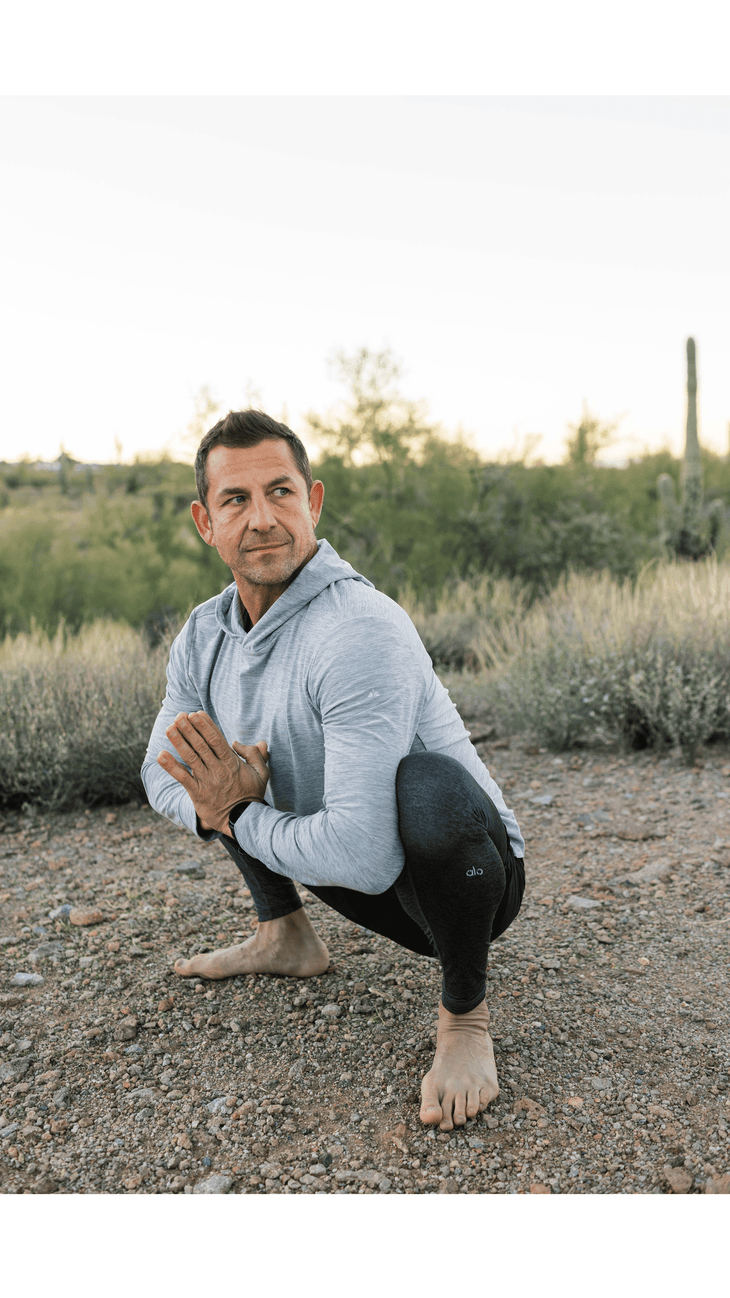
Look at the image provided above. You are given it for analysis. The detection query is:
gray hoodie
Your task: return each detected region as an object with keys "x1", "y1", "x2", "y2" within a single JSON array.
[{"x1": 141, "y1": 539, "x2": 524, "y2": 893}]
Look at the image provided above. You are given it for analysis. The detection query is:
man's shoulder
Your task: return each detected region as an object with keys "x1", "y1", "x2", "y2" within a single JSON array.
[{"x1": 307, "y1": 579, "x2": 414, "y2": 634}]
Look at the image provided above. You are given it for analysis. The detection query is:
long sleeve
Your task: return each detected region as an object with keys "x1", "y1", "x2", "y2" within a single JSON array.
[
  {"x1": 140, "y1": 619, "x2": 208, "y2": 836},
  {"x1": 235, "y1": 617, "x2": 426, "y2": 893}
]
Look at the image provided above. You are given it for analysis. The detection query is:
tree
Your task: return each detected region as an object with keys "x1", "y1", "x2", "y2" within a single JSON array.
[
  {"x1": 305, "y1": 346, "x2": 437, "y2": 473},
  {"x1": 564, "y1": 403, "x2": 617, "y2": 468}
]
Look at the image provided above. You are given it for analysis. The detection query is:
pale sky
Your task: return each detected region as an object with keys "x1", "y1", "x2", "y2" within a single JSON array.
[{"x1": 2, "y1": 95, "x2": 730, "y2": 467}]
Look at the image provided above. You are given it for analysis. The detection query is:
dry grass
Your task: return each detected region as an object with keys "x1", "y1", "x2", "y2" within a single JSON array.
[
  {"x1": 445, "y1": 557, "x2": 730, "y2": 761},
  {"x1": 0, "y1": 619, "x2": 173, "y2": 811},
  {"x1": 6, "y1": 558, "x2": 730, "y2": 811}
]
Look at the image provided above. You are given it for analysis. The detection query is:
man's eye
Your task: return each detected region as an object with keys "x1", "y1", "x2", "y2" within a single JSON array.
[{"x1": 273, "y1": 488, "x2": 291, "y2": 497}]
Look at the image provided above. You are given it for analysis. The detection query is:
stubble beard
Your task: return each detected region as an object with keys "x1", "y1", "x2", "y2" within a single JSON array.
[{"x1": 235, "y1": 542, "x2": 299, "y2": 587}]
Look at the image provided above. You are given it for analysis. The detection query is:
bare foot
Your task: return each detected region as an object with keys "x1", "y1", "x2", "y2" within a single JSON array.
[
  {"x1": 173, "y1": 907, "x2": 329, "y2": 980},
  {"x1": 420, "y1": 1000, "x2": 499, "y2": 1131}
]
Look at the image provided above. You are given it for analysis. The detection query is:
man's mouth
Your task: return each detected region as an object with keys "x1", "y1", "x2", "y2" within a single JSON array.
[{"x1": 245, "y1": 542, "x2": 287, "y2": 553}]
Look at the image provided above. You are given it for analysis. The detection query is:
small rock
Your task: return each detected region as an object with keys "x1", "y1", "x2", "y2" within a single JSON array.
[
  {"x1": 320, "y1": 1004, "x2": 342, "y2": 1018},
  {"x1": 309, "y1": 1164, "x2": 327, "y2": 1176},
  {"x1": 625, "y1": 860, "x2": 672, "y2": 885},
  {"x1": 663, "y1": 1165, "x2": 693, "y2": 1194},
  {"x1": 48, "y1": 905, "x2": 72, "y2": 921},
  {"x1": 530, "y1": 794, "x2": 553, "y2": 806},
  {"x1": 513, "y1": 1097, "x2": 547, "y2": 1117},
  {"x1": 704, "y1": 1174, "x2": 730, "y2": 1194},
  {"x1": 193, "y1": 1173, "x2": 233, "y2": 1194},
  {"x1": 52, "y1": 1086, "x2": 71, "y2": 1108},
  {"x1": 207, "y1": 1095, "x2": 235, "y2": 1114},
  {"x1": 68, "y1": 908, "x2": 105, "y2": 927},
  {"x1": 530, "y1": 1183, "x2": 552, "y2": 1194},
  {"x1": 175, "y1": 862, "x2": 206, "y2": 879},
  {"x1": 11, "y1": 972, "x2": 44, "y2": 987},
  {"x1": 0, "y1": 994, "x2": 24, "y2": 1007},
  {"x1": 28, "y1": 942, "x2": 64, "y2": 962},
  {"x1": 437, "y1": 1177, "x2": 459, "y2": 1193},
  {"x1": 157, "y1": 996, "x2": 174, "y2": 1013},
  {"x1": 467, "y1": 1138, "x2": 484, "y2": 1150},
  {"x1": 378, "y1": 1178, "x2": 392, "y2": 1192},
  {"x1": 565, "y1": 896, "x2": 602, "y2": 910},
  {"x1": 590, "y1": 1077, "x2": 613, "y2": 1092},
  {"x1": 114, "y1": 1019, "x2": 138, "y2": 1042}
]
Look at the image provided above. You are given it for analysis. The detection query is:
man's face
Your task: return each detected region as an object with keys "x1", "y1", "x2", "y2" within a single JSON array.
[{"x1": 191, "y1": 440, "x2": 324, "y2": 590}]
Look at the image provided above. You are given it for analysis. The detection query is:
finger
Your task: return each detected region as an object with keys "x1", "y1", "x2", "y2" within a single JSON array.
[
  {"x1": 254, "y1": 740, "x2": 269, "y2": 763},
  {"x1": 157, "y1": 750, "x2": 195, "y2": 790},
  {"x1": 165, "y1": 722, "x2": 208, "y2": 769},
  {"x1": 232, "y1": 742, "x2": 270, "y2": 793},
  {"x1": 187, "y1": 711, "x2": 233, "y2": 760}
]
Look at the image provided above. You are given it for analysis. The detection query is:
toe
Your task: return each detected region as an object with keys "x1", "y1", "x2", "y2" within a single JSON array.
[
  {"x1": 439, "y1": 1091, "x2": 456, "y2": 1131},
  {"x1": 466, "y1": 1087, "x2": 481, "y2": 1118},
  {"x1": 420, "y1": 1076, "x2": 443, "y2": 1126},
  {"x1": 452, "y1": 1095, "x2": 468, "y2": 1126},
  {"x1": 479, "y1": 1082, "x2": 498, "y2": 1108}
]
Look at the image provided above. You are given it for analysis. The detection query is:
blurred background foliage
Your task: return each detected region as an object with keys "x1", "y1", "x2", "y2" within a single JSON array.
[
  {"x1": 4, "y1": 345, "x2": 730, "y2": 805},
  {"x1": 3, "y1": 345, "x2": 730, "y2": 642}
]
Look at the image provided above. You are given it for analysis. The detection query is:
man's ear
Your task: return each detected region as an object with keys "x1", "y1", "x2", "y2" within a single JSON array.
[
  {"x1": 309, "y1": 480, "x2": 325, "y2": 528},
  {"x1": 191, "y1": 500, "x2": 215, "y2": 546}
]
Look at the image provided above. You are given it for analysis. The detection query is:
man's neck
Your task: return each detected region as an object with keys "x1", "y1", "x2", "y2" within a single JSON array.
[{"x1": 234, "y1": 544, "x2": 318, "y2": 626}]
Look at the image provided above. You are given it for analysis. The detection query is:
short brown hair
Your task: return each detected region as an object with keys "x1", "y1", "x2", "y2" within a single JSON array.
[{"x1": 194, "y1": 409, "x2": 313, "y2": 511}]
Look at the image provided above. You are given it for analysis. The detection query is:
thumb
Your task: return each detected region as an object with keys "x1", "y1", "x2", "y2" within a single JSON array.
[{"x1": 254, "y1": 740, "x2": 269, "y2": 763}]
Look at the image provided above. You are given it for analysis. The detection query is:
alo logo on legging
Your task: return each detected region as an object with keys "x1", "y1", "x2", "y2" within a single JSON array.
[{"x1": 466, "y1": 867, "x2": 484, "y2": 876}]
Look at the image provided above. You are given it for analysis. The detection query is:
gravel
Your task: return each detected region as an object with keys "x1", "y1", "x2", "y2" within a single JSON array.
[{"x1": 0, "y1": 738, "x2": 728, "y2": 1194}]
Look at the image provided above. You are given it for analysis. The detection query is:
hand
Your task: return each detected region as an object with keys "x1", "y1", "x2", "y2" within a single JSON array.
[{"x1": 156, "y1": 711, "x2": 270, "y2": 835}]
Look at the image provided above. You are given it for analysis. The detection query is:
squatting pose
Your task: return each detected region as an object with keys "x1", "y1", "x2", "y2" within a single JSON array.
[{"x1": 142, "y1": 410, "x2": 525, "y2": 1131}]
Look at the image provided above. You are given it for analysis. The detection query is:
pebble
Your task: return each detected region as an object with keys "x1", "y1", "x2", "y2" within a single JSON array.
[
  {"x1": 663, "y1": 1165, "x2": 694, "y2": 1194},
  {"x1": 68, "y1": 908, "x2": 106, "y2": 927},
  {"x1": 565, "y1": 896, "x2": 602, "y2": 911},
  {"x1": 309, "y1": 1164, "x2": 327, "y2": 1176},
  {"x1": 207, "y1": 1096, "x2": 234, "y2": 1114},
  {"x1": 114, "y1": 1019, "x2": 138, "y2": 1042},
  {"x1": 626, "y1": 860, "x2": 672, "y2": 885},
  {"x1": 11, "y1": 972, "x2": 44, "y2": 987},
  {"x1": 28, "y1": 942, "x2": 64, "y2": 962},
  {"x1": 0, "y1": 994, "x2": 24, "y2": 1007},
  {"x1": 437, "y1": 1178, "x2": 459, "y2": 1193},
  {"x1": 321, "y1": 1004, "x2": 342, "y2": 1018},
  {"x1": 175, "y1": 862, "x2": 206, "y2": 879},
  {"x1": 48, "y1": 905, "x2": 72, "y2": 921},
  {"x1": 193, "y1": 1174, "x2": 233, "y2": 1194}
]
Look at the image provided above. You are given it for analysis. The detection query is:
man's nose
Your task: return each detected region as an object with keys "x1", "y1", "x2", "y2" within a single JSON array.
[{"x1": 247, "y1": 493, "x2": 277, "y2": 530}]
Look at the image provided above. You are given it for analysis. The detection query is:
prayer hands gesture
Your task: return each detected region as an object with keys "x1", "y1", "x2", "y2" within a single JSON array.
[{"x1": 156, "y1": 710, "x2": 269, "y2": 835}]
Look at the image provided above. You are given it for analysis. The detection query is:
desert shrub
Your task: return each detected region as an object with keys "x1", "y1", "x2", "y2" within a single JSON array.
[
  {"x1": 0, "y1": 619, "x2": 177, "y2": 810},
  {"x1": 398, "y1": 573, "x2": 528, "y2": 671},
  {"x1": 468, "y1": 557, "x2": 730, "y2": 761}
]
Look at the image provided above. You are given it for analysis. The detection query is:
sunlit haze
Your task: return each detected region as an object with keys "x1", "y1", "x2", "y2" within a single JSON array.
[{"x1": 2, "y1": 96, "x2": 730, "y2": 467}]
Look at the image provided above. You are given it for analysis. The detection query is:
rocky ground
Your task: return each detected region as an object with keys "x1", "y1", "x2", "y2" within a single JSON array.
[{"x1": 1, "y1": 733, "x2": 729, "y2": 1196}]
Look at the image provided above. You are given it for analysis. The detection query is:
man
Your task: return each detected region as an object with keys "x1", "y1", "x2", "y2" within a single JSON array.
[{"x1": 142, "y1": 409, "x2": 525, "y2": 1133}]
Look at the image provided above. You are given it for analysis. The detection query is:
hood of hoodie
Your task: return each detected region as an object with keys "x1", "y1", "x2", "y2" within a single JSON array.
[{"x1": 213, "y1": 537, "x2": 374, "y2": 653}]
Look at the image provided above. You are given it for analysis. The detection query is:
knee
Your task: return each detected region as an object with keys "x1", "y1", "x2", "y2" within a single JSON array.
[
  {"x1": 396, "y1": 752, "x2": 479, "y2": 855},
  {"x1": 396, "y1": 751, "x2": 466, "y2": 806}
]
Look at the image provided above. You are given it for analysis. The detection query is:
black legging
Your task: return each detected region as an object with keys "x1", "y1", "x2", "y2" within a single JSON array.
[{"x1": 220, "y1": 751, "x2": 525, "y2": 1014}]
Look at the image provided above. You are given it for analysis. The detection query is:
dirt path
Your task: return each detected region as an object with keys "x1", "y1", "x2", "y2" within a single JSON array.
[{"x1": 1, "y1": 735, "x2": 728, "y2": 1195}]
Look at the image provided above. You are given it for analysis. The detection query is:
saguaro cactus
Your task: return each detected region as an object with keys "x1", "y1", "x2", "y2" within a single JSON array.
[{"x1": 657, "y1": 338, "x2": 723, "y2": 558}]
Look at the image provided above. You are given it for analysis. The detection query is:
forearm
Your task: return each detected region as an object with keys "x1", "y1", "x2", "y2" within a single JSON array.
[{"x1": 236, "y1": 801, "x2": 403, "y2": 893}]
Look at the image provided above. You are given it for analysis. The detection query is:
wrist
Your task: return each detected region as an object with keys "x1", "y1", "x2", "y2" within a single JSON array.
[{"x1": 227, "y1": 798, "x2": 263, "y2": 841}]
